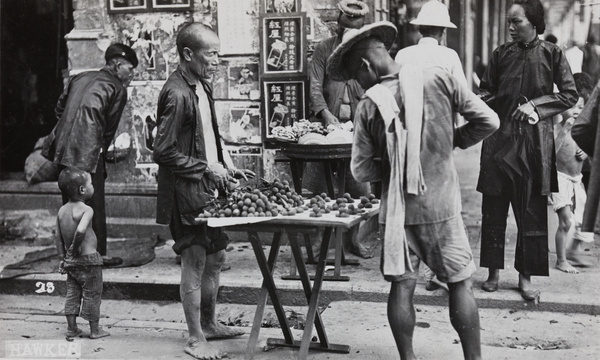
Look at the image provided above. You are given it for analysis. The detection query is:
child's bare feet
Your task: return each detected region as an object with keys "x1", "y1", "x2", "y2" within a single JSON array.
[
  {"x1": 556, "y1": 260, "x2": 579, "y2": 274},
  {"x1": 66, "y1": 328, "x2": 82, "y2": 338},
  {"x1": 202, "y1": 322, "x2": 244, "y2": 340},
  {"x1": 185, "y1": 340, "x2": 227, "y2": 359},
  {"x1": 566, "y1": 251, "x2": 593, "y2": 267},
  {"x1": 89, "y1": 329, "x2": 110, "y2": 339}
]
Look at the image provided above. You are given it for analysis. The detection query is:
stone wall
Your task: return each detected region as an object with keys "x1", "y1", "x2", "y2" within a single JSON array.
[{"x1": 64, "y1": 0, "x2": 380, "y2": 187}]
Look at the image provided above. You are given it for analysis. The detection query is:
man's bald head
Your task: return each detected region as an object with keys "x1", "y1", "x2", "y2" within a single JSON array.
[{"x1": 176, "y1": 23, "x2": 218, "y2": 59}]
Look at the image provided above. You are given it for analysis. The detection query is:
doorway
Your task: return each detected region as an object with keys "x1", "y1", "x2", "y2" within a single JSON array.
[{"x1": 0, "y1": 0, "x2": 73, "y2": 176}]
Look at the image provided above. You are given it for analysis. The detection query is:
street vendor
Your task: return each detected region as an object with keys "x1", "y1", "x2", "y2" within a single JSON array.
[
  {"x1": 327, "y1": 20, "x2": 499, "y2": 359},
  {"x1": 306, "y1": 0, "x2": 372, "y2": 257},
  {"x1": 153, "y1": 23, "x2": 254, "y2": 360},
  {"x1": 477, "y1": 0, "x2": 578, "y2": 301}
]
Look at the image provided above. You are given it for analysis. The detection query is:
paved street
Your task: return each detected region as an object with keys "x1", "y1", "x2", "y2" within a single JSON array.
[{"x1": 1, "y1": 295, "x2": 599, "y2": 359}]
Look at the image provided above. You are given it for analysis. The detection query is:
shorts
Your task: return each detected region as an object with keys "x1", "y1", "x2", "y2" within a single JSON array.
[
  {"x1": 381, "y1": 215, "x2": 476, "y2": 284},
  {"x1": 65, "y1": 264, "x2": 102, "y2": 322},
  {"x1": 64, "y1": 251, "x2": 103, "y2": 269},
  {"x1": 169, "y1": 199, "x2": 228, "y2": 255},
  {"x1": 550, "y1": 172, "x2": 582, "y2": 212},
  {"x1": 550, "y1": 172, "x2": 594, "y2": 243}
]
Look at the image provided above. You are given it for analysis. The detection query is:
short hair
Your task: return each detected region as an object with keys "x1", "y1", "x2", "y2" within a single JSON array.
[
  {"x1": 545, "y1": 34, "x2": 557, "y2": 44},
  {"x1": 573, "y1": 72, "x2": 594, "y2": 102},
  {"x1": 176, "y1": 22, "x2": 216, "y2": 58},
  {"x1": 419, "y1": 25, "x2": 445, "y2": 38},
  {"x1": 58, "y1": 167, "x2": 90, "y2": 199},
  {"x1": 513, "y1": 0, "x2": 546, "y2": 34}
]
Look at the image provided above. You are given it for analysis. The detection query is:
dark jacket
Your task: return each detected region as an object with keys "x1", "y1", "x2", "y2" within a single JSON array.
[
  {"x1": 153, "y1": 67, "x2": 224, "y2": 225},
  {"x1": 477, "y1": 39, "x2": 578, "y2": 196},
  {"x1": 42, "y1": 69, "x2": 127, "y2": 173},
  {"x1": 309, "y1": 36, "x2": 364, "y2": 121},
  {"x1": 572, "y1": 81, "x2": 600, "y2": 235}
]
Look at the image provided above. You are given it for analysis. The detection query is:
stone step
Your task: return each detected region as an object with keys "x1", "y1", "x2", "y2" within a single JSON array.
[{"x1": 0, "y1": 180, "x2": 157, "y2": 218}]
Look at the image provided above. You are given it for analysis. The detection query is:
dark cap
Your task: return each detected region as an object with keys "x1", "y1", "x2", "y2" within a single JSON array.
[{"x1": 105, "y1": 43, "x2": 138, "y2": 68}]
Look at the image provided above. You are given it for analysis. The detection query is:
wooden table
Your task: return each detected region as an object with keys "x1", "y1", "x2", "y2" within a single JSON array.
[{"x1": 208, "y1": 203, "x2": 379, "y2": 359}]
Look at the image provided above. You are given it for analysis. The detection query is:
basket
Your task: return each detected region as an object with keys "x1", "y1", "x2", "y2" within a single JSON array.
[{"x1": 279, "y1": 142, "x2": 352, "y2": 160}]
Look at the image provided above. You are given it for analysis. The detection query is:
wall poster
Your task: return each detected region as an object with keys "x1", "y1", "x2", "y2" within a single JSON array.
[
  {"x1": 107, "y1": 0, "x2": 192, "y2": 13},
  {"x1": 263, "y1": 79, "x2": 306, "y2": 139},
  {"x1": 261, "y1": 14, "x2": 306, "y2": 75},
  {"x1": 217, "y1": 0, "x2": 260, "y2": 55},
  {"x1": 263, "y1": 0, "x2": 300, "y2": 13},
  {"x1": 215, "y1": 101, "x2": 262, "y2": 145}
]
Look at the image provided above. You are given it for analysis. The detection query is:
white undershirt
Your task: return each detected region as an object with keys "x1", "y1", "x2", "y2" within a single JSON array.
[{"x1": 196, "y1": 82, "x2": 218, "y2": 164}]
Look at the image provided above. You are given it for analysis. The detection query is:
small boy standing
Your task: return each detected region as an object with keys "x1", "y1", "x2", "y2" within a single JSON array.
[
  {"x1": 56, "y1": 167, "x2": 109, "y2": 339},
  {"x1": 551, "y1": 73, "x2": 595, "y2": 273}
]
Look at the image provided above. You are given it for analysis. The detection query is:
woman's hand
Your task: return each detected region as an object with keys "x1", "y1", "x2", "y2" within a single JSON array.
[{"x1": 511, "y1": 101, "x2": 539, "y2": 124}]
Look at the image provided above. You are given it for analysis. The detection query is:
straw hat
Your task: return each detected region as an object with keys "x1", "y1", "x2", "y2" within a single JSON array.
[
  {"x1": 410, "y1": 0, "x2": 456, "y2": 29},
  {"x1": 327, "y1": 21, "x2": 397, "y2": 81}
]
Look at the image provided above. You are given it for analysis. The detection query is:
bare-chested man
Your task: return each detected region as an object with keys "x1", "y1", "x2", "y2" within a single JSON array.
[{"x1": 56, "y1": 167, "x2": 110, "y2": 339}]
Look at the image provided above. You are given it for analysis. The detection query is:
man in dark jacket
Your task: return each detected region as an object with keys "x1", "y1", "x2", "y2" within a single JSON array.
[
  {"x1": 42, "y1": 43, "x2": 138, "y2": 266},
  {"x1": 153, "y1": 23, "x2": 253, "y2": 360}
]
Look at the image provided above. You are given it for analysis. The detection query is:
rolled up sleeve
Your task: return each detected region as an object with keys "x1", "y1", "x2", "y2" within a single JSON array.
[
  {"x1": 351, "y1": 100, "x2": 382, "y2": 183},
  {"x1": 454, "y1": 81, "x2": 500, "y2": 149}
]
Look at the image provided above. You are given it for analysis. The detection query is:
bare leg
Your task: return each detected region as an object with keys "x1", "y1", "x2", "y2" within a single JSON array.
[
  {"x1": 447, "y1": 279, "x2": 482, "y2": 360},
  {"x1": 201, "y1": 249, "x2": 244, "y2": 339},
  {"x1": 555, "y1": 208, "x2": 578, "y2": 273},
  {"x1": 481, "y1": 268, "x2": 499, "y2": 292},
  {"x1": 388, "y1": 280, "x2": 417, "y2": 360},
  {"x1": 66, "y1": 315, "x2": 81, "y2": 337},
  {"x1": 180, "y1": 246, "x2": 226, "y2": 359},
  {"x1": 89, "y1": 320, "x2": 110, "y2": 339},
  {"x1": 566, "y1": 239, "x2": 593, "y2": 267}
]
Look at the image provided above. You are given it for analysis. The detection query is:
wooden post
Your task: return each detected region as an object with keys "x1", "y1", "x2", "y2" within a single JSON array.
[
  {"x1": 482, "y1": 0, "x2": 489, "y2": 65},
  {"x1": 464, "y1": 0, "x2": 474, "y2": 91}
]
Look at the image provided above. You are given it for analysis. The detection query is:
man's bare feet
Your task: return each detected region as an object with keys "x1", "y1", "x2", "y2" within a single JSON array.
[
  {"x1": 89, "y1": 329, "x2": 110, "y2": 339},
  {"x1": 566, "y1": 252, "x2": 593, "y2": 267},
  {"x1": 185, "y1": 340, "x2": 227, "y2": 360},
  {"x1": 66, "y1": 328, "x2": 82, "y2": 338},
  {"x1": 556, "y1": 260, "x2": 579, "y2": 274},
  {"x1": 202, "y1": 322, "x2": 245, "y2": 340}
]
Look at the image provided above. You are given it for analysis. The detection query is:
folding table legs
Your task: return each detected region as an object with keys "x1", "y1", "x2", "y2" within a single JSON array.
[{"x1": 245, "y1": 231, "x2": 294, "y2": 360}]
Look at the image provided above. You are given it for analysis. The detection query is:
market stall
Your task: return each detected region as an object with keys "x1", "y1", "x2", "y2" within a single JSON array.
[{"x1": 201, "y1": 197, "x2": 379, "y2": 360}]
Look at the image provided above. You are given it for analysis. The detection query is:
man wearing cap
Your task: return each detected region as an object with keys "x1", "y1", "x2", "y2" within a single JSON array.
[
  {"x1": 395, "y1": 0, "x2": 467, "y2": 291},
  {"x1": 309, "y1": 0, "x2": 369, "y2": 128},
  {"x1": 42, "y1": 43, "x2": 138, "y2": 266},
  {"x1": 307, "y1": 0, "x2": 372, "y2": 257},
  {"x1": 327, "y1": 21, "x2": 498, "y2": 359}
]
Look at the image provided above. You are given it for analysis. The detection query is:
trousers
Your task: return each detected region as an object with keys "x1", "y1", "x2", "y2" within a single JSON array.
[{"x1": 480, "y1": 193, "x2": 549, "y2": 276}]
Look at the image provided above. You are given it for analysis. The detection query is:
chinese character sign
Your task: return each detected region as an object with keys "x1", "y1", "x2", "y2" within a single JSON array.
[
  {"x1": 262, "y1": 15, "x2": 304, "y2": 74},
  {"x1": 264, "y1": 80, "x2": 306, "y2": 138}
]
